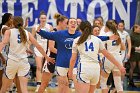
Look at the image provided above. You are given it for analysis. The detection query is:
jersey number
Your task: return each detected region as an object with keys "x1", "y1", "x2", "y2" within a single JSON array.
[
  {"x1": 112, "y1": 40, "x2": 117, "y2": 46},
  {"x1": 85, "y1": 42, "x2": 94, "y2": 51},
  {"x1": 17, "y1": 34, "x2": 21, "y2": 43}
]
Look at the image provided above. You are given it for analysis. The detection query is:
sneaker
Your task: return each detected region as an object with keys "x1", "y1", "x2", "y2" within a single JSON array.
[
  {"x1": 129, "y1": 82, "x2": 137, "y2": 88},
  {"x1": 129, "y1": 79, "x2": 137, "y2": 88},
  {"x1": 35, "y1": 85, "x2": 40, "y2": 93}
]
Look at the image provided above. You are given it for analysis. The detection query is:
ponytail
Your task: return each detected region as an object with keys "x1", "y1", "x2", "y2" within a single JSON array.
[
  {"x1": 77, "y1": 21, "x2": 92, "y2": 45},
  {"x1": 106, "y1": 20, "x2": 121, "y2": 45},
  {"x1": 13, "y1": 16, "x2": 27, "y2": 44}
]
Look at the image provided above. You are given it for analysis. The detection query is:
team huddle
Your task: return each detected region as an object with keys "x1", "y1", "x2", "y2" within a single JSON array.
[{"x1": 0, "y1": 11, "x2": 140, "y2": 93}]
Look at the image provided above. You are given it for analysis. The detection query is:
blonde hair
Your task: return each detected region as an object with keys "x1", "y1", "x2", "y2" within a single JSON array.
[{"x1": 54, "y1": 13, "x2": 67, "y2": 25}]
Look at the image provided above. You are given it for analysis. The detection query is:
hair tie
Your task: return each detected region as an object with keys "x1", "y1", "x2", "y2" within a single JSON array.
[{"x1": 17, "y1": 23, "x2": 22, "y2": 27}]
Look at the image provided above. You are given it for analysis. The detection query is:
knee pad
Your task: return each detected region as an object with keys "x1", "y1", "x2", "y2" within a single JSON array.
[
  {"x1": 114, "y1": 76, "x2": 123, "y2": 92},
  {"x1": 100, "y1": 76, "x2": 108, "y2": 89}
]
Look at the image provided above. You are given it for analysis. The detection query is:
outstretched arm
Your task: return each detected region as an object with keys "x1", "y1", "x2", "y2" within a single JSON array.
[
  {"x1": 37, "y1": 29, "x2": 59, "y2": 41},
  {"x1": 97, "y1": 34, "x2": 119, "y2": 41}
]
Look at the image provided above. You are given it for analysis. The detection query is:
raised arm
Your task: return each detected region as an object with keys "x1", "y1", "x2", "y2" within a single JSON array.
[
  {"x1": 37, "y1": 29, "x2": 59, "y2": 41},
  {"x1": 97, "y1": 34, "x2": 119, "y2": 41},
  {"x1": 49, "y1": 40, "x2": 57, "y2": 54}
]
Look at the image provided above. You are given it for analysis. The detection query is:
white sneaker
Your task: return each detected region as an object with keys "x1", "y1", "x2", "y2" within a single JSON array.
[{"x1": 35, "y1": 85, "x2": 40, "y2": 93}]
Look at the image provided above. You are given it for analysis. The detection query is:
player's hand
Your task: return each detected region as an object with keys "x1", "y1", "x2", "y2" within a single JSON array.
[
  {"x1": 126, "y1": 54, "x2": 130, "y2": 59},
  {"x1": 46, "y1": 57, "x2": 55, "y2": 64},
  {"x1": 26, "y1": 49, "x2": 33, "y2": 54},
  {"x1": 119, "y1": 66, "x2": 126, "y2": 75},
  {"x1": 109, "y1": 34, "x2": 119, "y2": 40},
  {"x1": 37, "y1": 25, "x2": 42, "y2": 32}
]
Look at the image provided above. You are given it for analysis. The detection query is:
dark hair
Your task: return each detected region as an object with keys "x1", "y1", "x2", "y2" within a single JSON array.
[
  {"x1": 132, "y1": 24, "x2": 139, "y2": 32},
  {"x1": 77, "y1": 21, "x2": 92, "y2": 45},
  {"x1": 39, "y1": 11, "x2": 46, "y2": 17},
  {"x1": 97, "y1": 16, "x2": 104, "y2": 22},
  {"x1": 54, "y1": 13, "x2": 67, "y2": 25},
  {"x1": 106, "y1": 20, "x2": 121, "y2": 45},
  {"x1": 92, "y1": 25, "x2": 100, "y2": 31},
  {"x1": 0, "y1": 13, "x2": 12, "y2": 31},
  {"x1": 118, "y1": 20, "x2": 125, "y2": 26},
  {"x1": 13, "y1": 16, "x2": 27, "y2": 44}
]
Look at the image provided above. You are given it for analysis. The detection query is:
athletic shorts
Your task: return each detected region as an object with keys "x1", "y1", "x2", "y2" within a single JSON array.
[
  {"x1": 34, "y1": 47, "x2": 44, "y2": 57},
  {"x1": 77, "y1": 62, "x2": 100, "y2": 85},
  {"x1": 121, "y1": 50, "x2": 128, "y2": 63},
  {"x1": 56, "y1": 66, "x2": 77, "y2": 76},
  {"x1": 34, "y1": 47, "x2": 50, "y2": 57},
  {"x1": 43, "y1": 61, "x2": 55, "y2": 73},
  {"x1": 4, "y1": 58, "x2": 30, "y2": 79},
  {"x1": 102, "y1": 54, "x2": 122, "y2": 74}
]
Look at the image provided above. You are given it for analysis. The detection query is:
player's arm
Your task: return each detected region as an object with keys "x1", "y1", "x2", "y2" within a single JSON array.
[
  {"x1": 68, "y1": 39, "x2": 78, "y2": 79},
  {"x1": 0, "y1": 53, "x2": 6, "y2": 64},
  {"x1": 97, "y1": 34, "x2": 119, "y2": 41},
  {"x1": 126, "y1": 35, "x2": 131, "y2": 58},
  {"x1": 28, "y1": 32, "x2": 55, "y2": 63},
  {"x1": 37, "y1": 29, "x2": 59, "y2": 41},
  {"x1": 49, "y1": 40, "x2": 57, "y2": 54},
  {"x1": 68, "y1": 53, "x2": 77, "y2": 79},
  {"x1": 1, "y1": 27, "x2": 10, "y2": 35},
  {"x1": 0, "y1": 30, "x2": 10, "y2": 52}
]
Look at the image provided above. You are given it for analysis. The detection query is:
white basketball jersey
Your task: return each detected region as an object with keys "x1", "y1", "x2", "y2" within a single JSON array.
[
  {"x1": 0, "y1": 25, "x2": 8, "y2": 39},
  {"x1": 8, "y1": 28, "x2": 29, "y2": 61},
  {"x1": 72, "y1": 35, "x2": 105, "y2": 63},
  {"x1": 34, "y1": 23, "x2": 50, "y2": 48},
  {"x1": 118, "y1": 30, "x2": 129, "y2": 45},
  {"x1": 105, "y1": 31, "x2": 121, "y2": 54},
  {"x1": 99, "y1": 26, "x2": 106, "y2": 36},
  {"x1": 1, "y1": 25, "x2": 9, "y2": 59}
]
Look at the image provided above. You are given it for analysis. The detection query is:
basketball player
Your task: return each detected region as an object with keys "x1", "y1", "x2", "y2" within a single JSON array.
[
  {"x1": 68, "y1": 21, "x2": 126, "y2": 93},
  {"x1": 0, "y1": 13, "x2": 13, "y2": 90},
  {"x1": 38, "y1": 13, "x2": 68, "y2": 93},
  {"x1": 0, "y1": 16, "x2": 54, "y2": 93},
  {"x1": 100, "y1": 20, "x2": 125, "y2": 93},
  {"x1": 31, "y1": 11, "x2": 53, "y2": 92}
]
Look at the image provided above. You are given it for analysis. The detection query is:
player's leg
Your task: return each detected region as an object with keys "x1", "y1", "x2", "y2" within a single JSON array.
[
  {"x1": 77, "y1": 82, "x2": 90, "y2": 93},
  {"x1": 0, "y1": 77, "x2": 13, "y2": 93},
  {"x1": 100, "y1": 70, "x2": 109, "y2": 93},
  {"x1": 18, "y1": 76, "x2": 28, "y2": 93},
  {"x1": 113, "y1": 71, "x2": 123, "y2": 93},
  {"x1": 18, "y1": 59, "x2": 30, "y2": 93},
  {"x1": 56, "y1": 67, "x2": 70, "y2": 93},
  {"x1": 35, "y1": 56, "x2": 43, "y2": 92},
  {"x1": 14, "y1": 76, "x2": 22, "y2": 93},
  {"x1": 129, "y1": 61, "x2": 136, "y2": 87},
  {"x1": 38, "y1": 72, "x2": 52, "y2": 93},
  {"x1": 0, "y1": 69, "x2": 3, "y2": 89}
]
